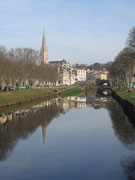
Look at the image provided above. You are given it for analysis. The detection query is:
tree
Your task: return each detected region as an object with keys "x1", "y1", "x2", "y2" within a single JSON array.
[
  {"x1": 0, "y1": 45, "x2": 58, "y2": 89},
  {"x1": 127, "y1": 27, "x2": 135, "y2": 49},
  {"x1": 109, "y1": 47, "x2": 135, "y2": 90}
]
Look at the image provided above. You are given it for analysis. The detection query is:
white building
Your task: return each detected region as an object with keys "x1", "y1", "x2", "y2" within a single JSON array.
[{"x1": 72, "y1": 68, "x2": 86, "y2": 81}]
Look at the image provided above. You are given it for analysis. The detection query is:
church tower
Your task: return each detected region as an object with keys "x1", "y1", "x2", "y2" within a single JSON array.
[{"x1": 39, "y1": 30, "x2": 49, "y2": 65}]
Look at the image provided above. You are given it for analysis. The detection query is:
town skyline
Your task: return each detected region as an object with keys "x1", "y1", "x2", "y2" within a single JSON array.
[{"x1": 0, "y1": 0, "x2": 135, "y2": 64}]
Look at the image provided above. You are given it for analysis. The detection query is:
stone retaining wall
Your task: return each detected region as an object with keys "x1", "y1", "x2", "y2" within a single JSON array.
[{"x1": 112, "y1": 91, "x2": 135, "y2": 125}]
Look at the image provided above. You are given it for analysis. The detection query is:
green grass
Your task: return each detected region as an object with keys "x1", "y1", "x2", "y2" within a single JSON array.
[
  {"x1": 114, "y1": 88, "x2": 135, "y2": 105},
  {"x1": 60, "y1": 87, "x2": 84, "y2": 97},
  {"x1": 0, "y1": 88, "x2": 55, "y2": 106},
  {"x1": 0, "y1": 87, "x2": 84, "y2": 109}
]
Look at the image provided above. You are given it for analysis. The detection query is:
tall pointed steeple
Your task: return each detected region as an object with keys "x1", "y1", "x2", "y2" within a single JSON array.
[
  {"x1": 42, "y1": 29, "x2": 46, "y2": 49},
  {"x1": 39, "y1": 29, "x2": 49, "y2": 65}
]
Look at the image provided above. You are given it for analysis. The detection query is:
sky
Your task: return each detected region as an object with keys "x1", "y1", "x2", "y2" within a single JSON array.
[{"x1": 0, "y1": 0, "x2": 135, "y2": 65}]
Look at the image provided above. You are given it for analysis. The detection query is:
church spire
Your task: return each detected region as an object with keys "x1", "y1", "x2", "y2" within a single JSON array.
[
  {"x1": 39, "y1": 29, "x2": 49, "y2": 65},
  {"x1": 42, "y1": 29, "x2": 46, "y2": 49}
]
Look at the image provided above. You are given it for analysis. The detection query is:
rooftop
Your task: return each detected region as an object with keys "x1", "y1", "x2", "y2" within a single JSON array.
[{"x1": 72, "y1": 68, "x2": 86, "y2": 71}]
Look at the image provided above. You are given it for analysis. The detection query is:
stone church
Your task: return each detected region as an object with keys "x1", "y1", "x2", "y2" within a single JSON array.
[{"x1": 39, "y1": 30, "x2": 49, "y2": 65}]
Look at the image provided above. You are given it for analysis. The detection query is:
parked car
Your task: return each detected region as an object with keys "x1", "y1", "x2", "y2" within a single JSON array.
[
  {"x1": 20, "y1": 86, "x2": 26, "y2": 89},
  {"x1": 3, "y1": 86, "x2": 14, "y2": 91}
]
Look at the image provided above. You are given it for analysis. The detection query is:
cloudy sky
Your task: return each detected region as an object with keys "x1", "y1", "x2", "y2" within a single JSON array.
[{"x1": 0, "y1": 0, "x2": 135, "y2": 64}]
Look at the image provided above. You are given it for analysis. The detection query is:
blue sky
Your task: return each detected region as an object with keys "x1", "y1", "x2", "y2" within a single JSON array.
[{"x1": 0, "y1": 0, "x2": 135, "y2": 64}]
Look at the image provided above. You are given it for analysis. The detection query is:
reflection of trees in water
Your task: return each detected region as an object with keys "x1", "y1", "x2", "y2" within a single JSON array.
[
  {"x1": 107, "y1": 99, "x2": 135, "y2": 179},
  {"x1": 107, "y1": 99, "x2": 135, "y2": 150},
  {"x1": 121, "y1": 154, "x2": 135, "y2": 179},
  {"x1": 0, "y1": 103, "x2": 59, "y2": 162}
]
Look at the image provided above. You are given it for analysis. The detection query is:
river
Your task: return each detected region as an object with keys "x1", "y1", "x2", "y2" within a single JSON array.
[{"x1": 0, "y1": 92, "x2": 135, "y2": 180}]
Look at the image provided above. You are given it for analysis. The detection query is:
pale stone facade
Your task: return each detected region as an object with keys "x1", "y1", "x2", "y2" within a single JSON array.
[
  {"x1": 95, "y1": 73, "x2": 107, "y2": 80},
  {"x1": 39, "y1": 30, "x2": 49, "y2": 65},
  {"x1": 72, "y1": 68, "x2": 86, "y2": 81},
  {"x1": 50, "y1": 60, "x2": 76, "y2": 86},
  {"x1": 58, "y1": 70, "x2": 76, "y2": 86}
]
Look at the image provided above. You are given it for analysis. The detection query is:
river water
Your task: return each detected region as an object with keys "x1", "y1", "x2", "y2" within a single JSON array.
[{"x1": 0, "y1": 92, "x2": 135, "y2": 180}]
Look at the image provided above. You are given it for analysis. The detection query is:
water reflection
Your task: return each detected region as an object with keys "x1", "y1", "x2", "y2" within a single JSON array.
[
  {"x1": 0, "y1": 90, "x2": 135, "y2": 179},
  {"x1": 107, "y1": 99, "x2": 135, "y2": 150},
  {"x1": 0, "y1": 99, "x2": 59, "y2": 161},
  {"x1": 106, "y1": 98, "x2": 135, "y2": 179},
  {"x1": 121, "y1": 154, "x2": 135, "y2": 179},
  {"x1": 0, "y1": 92, "x2": 111, "y2": 163}
]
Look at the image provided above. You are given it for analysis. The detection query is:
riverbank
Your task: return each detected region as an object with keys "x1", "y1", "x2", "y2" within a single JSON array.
[
  {"x1": 0, "y1": 88, "x2": 57, "y2": 108},
  {"x1": 59, "y1": 87, "x2": 84, "y2": 97},
  {"x1": 114, "y1": 88, "x2": 135, "y2": 105},
  {"x1": 112, "y1": 88, "x2": 135, "y2": 124},
  {"x1": 0, "y1": 87, "x2": 84, "y2": 108}
]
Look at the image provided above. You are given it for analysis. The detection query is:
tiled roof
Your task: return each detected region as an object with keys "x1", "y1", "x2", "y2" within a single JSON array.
[
  {"x1": 93, "y1": 70, "x2": 109, "y2": 75},
  {"x1": 72, "y1": 68, "x2": 85, "y2": 71}
]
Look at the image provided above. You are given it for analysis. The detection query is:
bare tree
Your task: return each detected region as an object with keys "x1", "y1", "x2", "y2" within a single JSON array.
[
  {"x1": 110, "y1": 47, "x2": 135, "y2": 90},
  {"x1": 127, "y1": 27, "x2": 135, "y2": 50}
]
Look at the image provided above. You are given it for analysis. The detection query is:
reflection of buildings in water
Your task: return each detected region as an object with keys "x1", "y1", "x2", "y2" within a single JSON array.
[
  {"x1": 75, "y1": 102, "x2": 86, "y2": 109},
  {"x1": 58, "y1": 99, "x2": 73, "y2": 114},
  {"x1": 0, "y1": 96, "x2": 110, "y2": 125},
  {"x1": 86, "y1": 96, "x2": 109, "y2": 109},
  {"x1": 58, "y1": 95, "x2": 110, "y2": 112},
  {"x1": 58, "y1": 96, "x2": 87, "y2": 113},
  {"x1": 67, "y1": 96, "x2": 86, "y2": 109},
  {"x1": 0, "y1": 100, "x2": 59, "y2": 162},
  {"x1": 0, "y1": 99, "x2": 57, "y2": 125}
]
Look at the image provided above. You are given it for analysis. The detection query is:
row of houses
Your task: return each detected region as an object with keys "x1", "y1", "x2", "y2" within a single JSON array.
[{"x1": 50, "y1": 59, "x2": 109, "y2": 86}]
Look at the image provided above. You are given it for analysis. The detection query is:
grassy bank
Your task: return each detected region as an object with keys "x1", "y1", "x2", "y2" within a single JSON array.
[
  {"x1": 59, "y1": 87, "x2": 84, "y2": 97},
  {"x1": 0, "y1": 88, "x2": 57, "y2": 108},
  {"x1": 0, "y1": 87, "x2": 84, "y2": 109},
  {"x1": 114, "y1": 88, "x2": 135, "y2": 105}
]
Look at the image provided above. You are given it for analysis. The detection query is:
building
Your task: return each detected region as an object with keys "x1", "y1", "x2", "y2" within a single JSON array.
[
  {"x1": 58, "y1": 69, "x2": 76, "y2": 86},
  {"x1": 50, "y1": 59, "x2": 70, "y2": 69},
  {"x1": 87, "y1": 70, "x2": 108, "y2": 81},
  {"x1": 50, "y1": 59, "x2": 76, "y2": 86},
  {"x1": 39, "y1": 30, "x2": 49, "y2": 65},
  {"x1": 72, "y1": 68, "x2": 86, "y2": 81},
  {"x1": 94, "y1": 71, "x2": 108, "y2": 80}
]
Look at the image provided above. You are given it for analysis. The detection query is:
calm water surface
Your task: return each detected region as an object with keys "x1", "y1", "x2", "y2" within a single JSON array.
[{"x1": 0, "y1": 94, "x2": 135, "y2": 180}]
